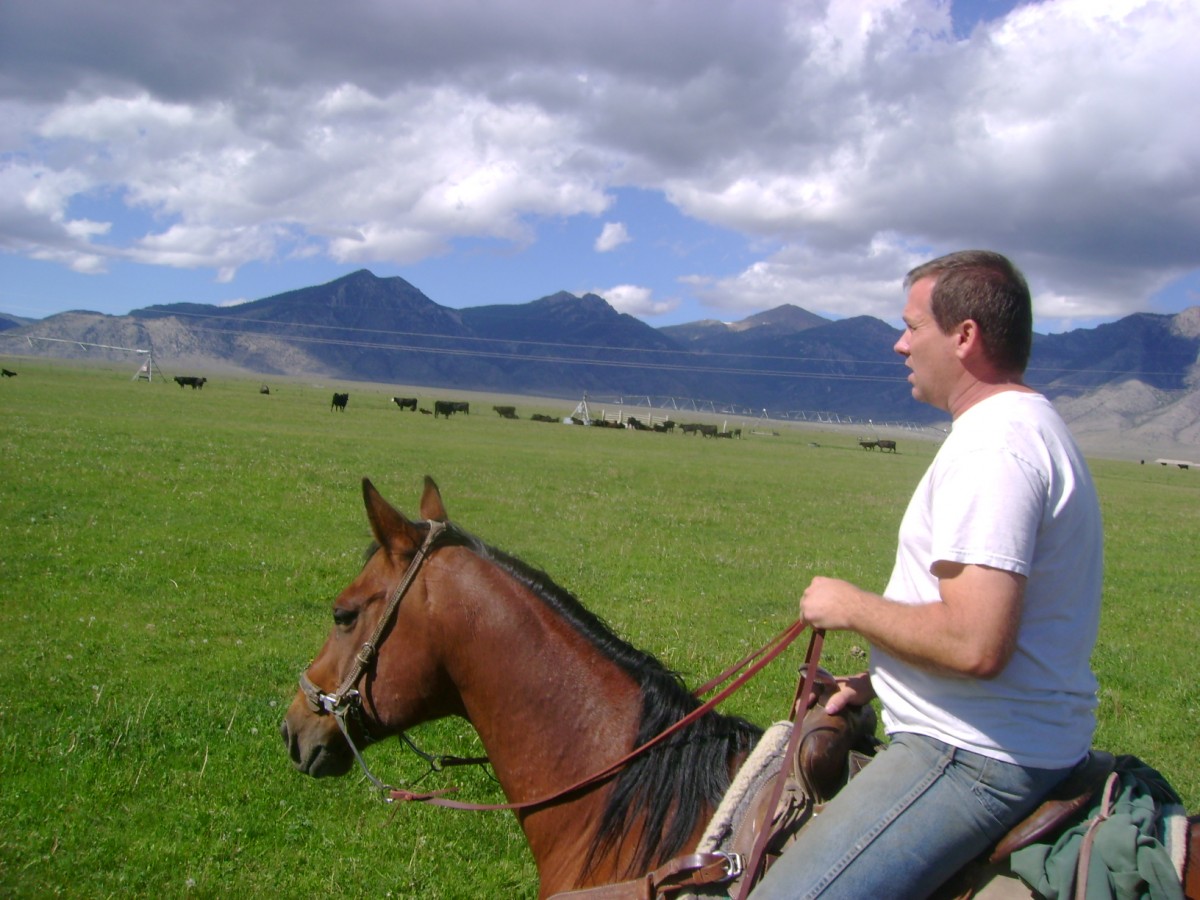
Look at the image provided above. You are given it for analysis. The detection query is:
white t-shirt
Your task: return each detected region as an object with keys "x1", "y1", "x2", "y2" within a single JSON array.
[{"x1": 872, "y1": 391, "x2": 1102, "y2": 769}]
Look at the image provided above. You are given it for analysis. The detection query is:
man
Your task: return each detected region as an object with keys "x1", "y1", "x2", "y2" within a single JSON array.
[{"x1": 751, "y1": 251, "x2": 1103, "y2": 899}]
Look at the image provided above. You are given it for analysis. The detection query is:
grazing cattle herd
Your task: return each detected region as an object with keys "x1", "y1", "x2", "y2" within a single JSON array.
[
  {"x1": 317, "y1": 389, "x2": 766, "y2": 442},
  {"x1": 4, "y1": 369, "x2": 907, "y2": 453}
]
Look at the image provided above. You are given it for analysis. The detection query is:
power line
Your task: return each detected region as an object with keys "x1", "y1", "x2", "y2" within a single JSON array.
[
  {"x1": 146, "y1": 308, "x2": 908, "y2": 370},
  {"x1": 186, "y1": 323, "x2": 904, "y2": 383},
  {"x1": 147, "y1": 307, "x2": 1188, "y2": 381},
  {"x1": 4, "y1": 310, "x2": 1186, "y2": 386}
]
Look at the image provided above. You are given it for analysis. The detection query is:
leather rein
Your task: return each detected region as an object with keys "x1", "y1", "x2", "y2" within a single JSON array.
[{"x1": 297, "y1": 516, "x2": 815, "y2": 815}]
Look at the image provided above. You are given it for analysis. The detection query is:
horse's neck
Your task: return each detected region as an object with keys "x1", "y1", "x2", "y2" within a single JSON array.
[{"x1": 430, "y1": 549, "x2": 647, "y2": 890}]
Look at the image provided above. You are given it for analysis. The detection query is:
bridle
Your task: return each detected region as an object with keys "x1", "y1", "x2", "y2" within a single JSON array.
[{"x1": 297, "y1": 519, "x2": 485, "y2": 792}]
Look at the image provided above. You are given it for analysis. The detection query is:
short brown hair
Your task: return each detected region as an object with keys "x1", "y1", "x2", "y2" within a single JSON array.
[{"x1": 905, "y1": 250, "x2": 1032, "y2": 373}]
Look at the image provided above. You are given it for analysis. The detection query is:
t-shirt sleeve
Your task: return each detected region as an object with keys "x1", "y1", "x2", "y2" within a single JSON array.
[{"x1": 928, "y1": 446, "x2": 1045, "y2": 577}]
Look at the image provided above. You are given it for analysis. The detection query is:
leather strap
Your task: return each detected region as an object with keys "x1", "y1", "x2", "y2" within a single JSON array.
[
  {"x1": 391, "y1": 618, "x2": 811, "y2": 811},
  {"x1": 548, "y1": 852, "x2": 744, "y2": 899},
  {"x1": 733, "y1": 628, "x2": 825, "y2": 900},
  {"x1": 330, "y1": 519, "x2": 447, "y2": 705},
  {"x1": 298, "y1": 520, "x2": 448, "y2": 718},
  {"x1": 1073, "y1": 771, "x2": 1120, "y2": 900}
]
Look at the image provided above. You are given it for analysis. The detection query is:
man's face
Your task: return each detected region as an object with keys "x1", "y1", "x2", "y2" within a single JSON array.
[{"x1": 893, "y1": 276, "x2": 960, "y2": 411}]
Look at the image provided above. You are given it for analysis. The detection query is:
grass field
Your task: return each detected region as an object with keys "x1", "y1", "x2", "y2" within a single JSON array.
[{"x1": 1, "y1": 358, "x2": 1196, "y2": 898}]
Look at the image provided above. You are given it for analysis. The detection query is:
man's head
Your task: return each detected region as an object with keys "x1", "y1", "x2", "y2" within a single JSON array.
[{"x1": 903, "y1": 250, "x2": 1033, "y2": 375}]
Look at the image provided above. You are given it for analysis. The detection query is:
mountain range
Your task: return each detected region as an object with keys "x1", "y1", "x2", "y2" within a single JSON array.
[{"x1": 3, "y1": 269, "x2": 1198, "y2": 455}]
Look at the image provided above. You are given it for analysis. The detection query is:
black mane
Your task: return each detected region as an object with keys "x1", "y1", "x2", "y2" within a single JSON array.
[{"x1": 445, "y1": 523, "x2": 763, "y2": 878}]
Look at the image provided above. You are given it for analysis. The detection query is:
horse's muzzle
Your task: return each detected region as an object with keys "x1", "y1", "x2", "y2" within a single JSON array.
[{"x1": 280, "y1": 698, "x2": 355, "y2": 778}]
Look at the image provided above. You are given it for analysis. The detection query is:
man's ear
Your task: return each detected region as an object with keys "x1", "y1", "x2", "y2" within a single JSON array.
[{"x1": 954, "y1": 318, "x2": 982, "y2": 360}]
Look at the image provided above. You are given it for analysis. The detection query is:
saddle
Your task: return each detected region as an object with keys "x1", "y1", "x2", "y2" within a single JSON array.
[{"x1": 720, "y1": 673, "x2": 880, "y2": 889}]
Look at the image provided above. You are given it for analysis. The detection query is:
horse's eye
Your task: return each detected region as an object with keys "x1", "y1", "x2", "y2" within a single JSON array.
[{"x1": 333, "y1": 607, "x2": 358, "y2": 628}]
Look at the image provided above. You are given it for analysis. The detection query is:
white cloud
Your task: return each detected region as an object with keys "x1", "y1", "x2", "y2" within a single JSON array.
[
  {"x1": 0, "y1": 159, "x2": 115, "y2": 273},
  {"x1": 595, "y1": 221, "x2": 630, "y2": 253},
  {"x1": 598, "y1": 284, "x2": 678, "y2": 317},
  {"x1": 683, "y1": 235, "x2": 924, "y2": 322},
  {"x1": 0, "y1": 0, "x2": 1197, "y2": 324},
  {"x1": 128, "y1": 223, "x2": 279, "y2": 274}
]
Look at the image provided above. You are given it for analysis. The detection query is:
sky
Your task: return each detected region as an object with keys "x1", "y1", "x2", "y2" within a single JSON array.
[{"x1": 1, "y1": 0, "x2": 1198, "y2": 334}]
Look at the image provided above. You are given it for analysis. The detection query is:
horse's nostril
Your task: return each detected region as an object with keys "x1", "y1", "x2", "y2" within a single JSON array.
[{"x1": 280, "y1": 720, "x2": 299, "y2": 761}]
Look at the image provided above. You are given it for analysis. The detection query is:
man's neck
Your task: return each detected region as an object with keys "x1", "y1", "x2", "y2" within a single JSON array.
[{"x1": 947, "y1": 377, "x2": 1034, "y2": 420}]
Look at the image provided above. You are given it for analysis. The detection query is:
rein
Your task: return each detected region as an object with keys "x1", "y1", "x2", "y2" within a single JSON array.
[{"x1": 389, "y1": 617, "x2": 813, "y2": 812}]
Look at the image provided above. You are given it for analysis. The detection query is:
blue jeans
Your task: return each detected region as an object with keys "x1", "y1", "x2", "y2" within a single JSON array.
[{"x1": 748, "y1": 732, "x2": 1075, "y2": 900}]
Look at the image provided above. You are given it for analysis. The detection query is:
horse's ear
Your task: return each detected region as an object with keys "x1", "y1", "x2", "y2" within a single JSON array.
[
  {"x1": 419, "y1": 475, "x2": 448, "y2": 522},
  {"x1": 362, "y1": 478, "x2": 423, "y2": 554}
]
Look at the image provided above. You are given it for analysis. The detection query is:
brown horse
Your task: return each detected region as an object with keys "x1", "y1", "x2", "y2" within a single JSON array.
[{"x1": 280, "y1": 477, "x2": 763, "y2": 897}]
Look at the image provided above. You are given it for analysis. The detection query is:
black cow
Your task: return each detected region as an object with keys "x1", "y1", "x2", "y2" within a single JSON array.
[
  {"x1": 493, "y1": 405, "x2": 518, "y2": 419},
  {"x1": 174, "y1": 376, "x2": 207, "y2": 389},
  {"x1": 434, "y1": 400, "x2": 469, "y2": 418},
  {"x1": 877, "y1": 440, "x2": 897, "y2": 452},
  {"x1": 392, "y1": 397, "x2": 417, "y2": 411},
  {"x1": 531, "y1": 413, "x2": 558, "y2": 423},
  {"x1": 331, "y1": 392, "x2": 349, "y2": 412},
  {"x1": 1, "y1": 368, "x2": 17, "y2": 377}
]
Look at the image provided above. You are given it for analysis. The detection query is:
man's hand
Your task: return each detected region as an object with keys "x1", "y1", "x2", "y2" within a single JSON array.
[
  {"x1": 799, "y1": 576, "x2": 867, "y2": 631},
  {"x1": 823, "y1": 671, "x2": 875, "y2": 716}
]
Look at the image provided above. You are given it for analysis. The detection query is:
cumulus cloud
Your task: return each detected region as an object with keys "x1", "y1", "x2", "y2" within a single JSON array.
[
  {"x1": 598, "y1": 284, "x2": 678, "y2": 317},
  {"x1": 595, "y1": 222, "x2": 630, "y2": 253},
  {"x1": 682, "y1": 235, "x2": 924, "y2": 322},
  {"x1": 0, "y1": 0, "x2": 1196, "y2": 325}
]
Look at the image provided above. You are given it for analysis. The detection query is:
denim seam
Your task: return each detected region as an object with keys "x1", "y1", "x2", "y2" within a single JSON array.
[{"x1": 798, "y1": 743, "x2": 956, "y2": 900}]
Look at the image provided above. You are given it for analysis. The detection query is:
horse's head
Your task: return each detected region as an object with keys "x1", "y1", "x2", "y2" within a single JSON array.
[{"x1": 280, "y1": 476, "x2": 456, "y2": 778}]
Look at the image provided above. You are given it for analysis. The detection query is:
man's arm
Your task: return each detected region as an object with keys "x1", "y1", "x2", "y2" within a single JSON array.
[{"x1": 799, "y1": 562, "x2": 1025, "y2": 679}]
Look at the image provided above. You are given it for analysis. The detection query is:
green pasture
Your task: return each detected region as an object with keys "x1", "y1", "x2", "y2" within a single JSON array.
[{"x1": 1, "y1": 359, "x2": 1196, "y2": 898}]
